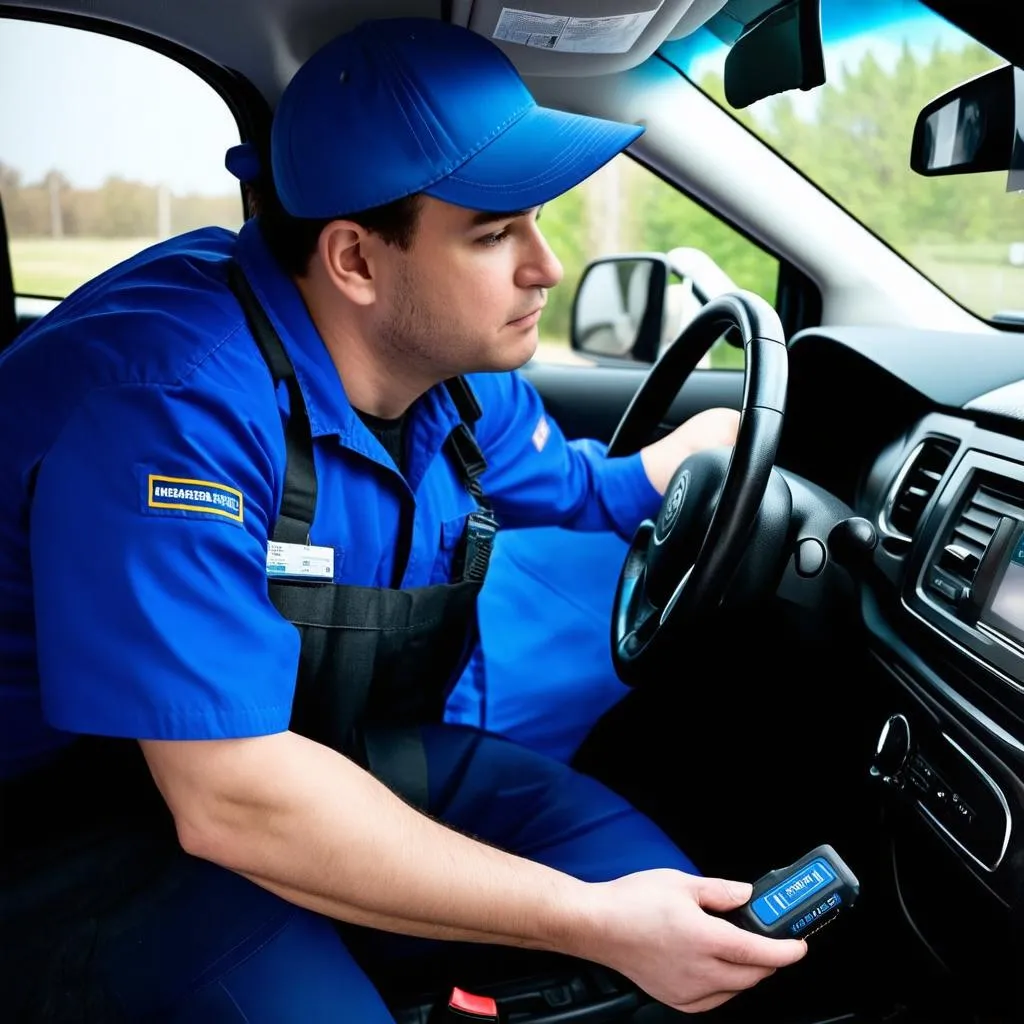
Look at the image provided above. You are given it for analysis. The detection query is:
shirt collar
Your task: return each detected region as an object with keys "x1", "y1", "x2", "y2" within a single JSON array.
[{"x1": 232, "y1": 220, "x2": 462, "y2": 476}]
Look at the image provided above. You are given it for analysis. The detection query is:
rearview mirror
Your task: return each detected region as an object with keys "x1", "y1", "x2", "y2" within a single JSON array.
[
  {"x1": 911, "y1": 63, "x2": 1024, "y2": 191},
  {"x1": 722, "y1": 0, "x2": 825, "y2": 109}
]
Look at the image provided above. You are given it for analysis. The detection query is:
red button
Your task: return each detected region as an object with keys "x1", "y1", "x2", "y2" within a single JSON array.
[{"x1": 448, "y1": 987, "x2": 498, "y2": 1019}]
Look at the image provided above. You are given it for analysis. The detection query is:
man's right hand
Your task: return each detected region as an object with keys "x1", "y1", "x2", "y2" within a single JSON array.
[
  {"x1": 144, "y1": 731, "x2": 805, "y2": 1014},
  {"x1": 575, "y1": 869, "x2": 808, "y2": 1013}
]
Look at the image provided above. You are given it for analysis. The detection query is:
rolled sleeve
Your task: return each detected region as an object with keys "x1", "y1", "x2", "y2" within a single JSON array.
[
  {"x1": 471, "y1": 371, "x2": 662, "y2": 539},
  {"x1": 30, "y1": 379, "x2": 297, "y2": 741}
]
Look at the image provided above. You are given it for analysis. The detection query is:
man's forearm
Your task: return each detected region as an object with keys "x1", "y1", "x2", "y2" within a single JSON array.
[
  {"x1": 241, "y1": 871, "x2": 571, "y2": 948},
  {"x1": 145, "y1": 731, "x2": 597, "y2": 955},
  {"x1": 640, "y1": 408, "x2": 741, "y2": 495}
]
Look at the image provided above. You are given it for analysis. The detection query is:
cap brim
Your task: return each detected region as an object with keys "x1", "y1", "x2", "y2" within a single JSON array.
[{"x1": 424, "y1": 104, "x2": 643, "y2": 213}]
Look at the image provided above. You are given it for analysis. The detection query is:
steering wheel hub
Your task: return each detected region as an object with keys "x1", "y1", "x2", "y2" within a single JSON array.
[
  {"x1": 648, "y1": 452, "x2": 729, "y2": 607},
  {"x1": 657, "y1": 472, "x2": 687, "y2": 536}
]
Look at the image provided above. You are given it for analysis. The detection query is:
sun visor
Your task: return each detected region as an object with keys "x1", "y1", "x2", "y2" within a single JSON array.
[{"x1": 451, "y1": 0, "x2": 728, "y2": 76}]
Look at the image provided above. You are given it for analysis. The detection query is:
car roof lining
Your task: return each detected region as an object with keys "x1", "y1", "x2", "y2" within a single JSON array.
[
  {"x1": 0, "y1": 0, "x2": 729, "y2": 105},
  {"x1": 2, "y1": 1, "x2": 1015, "y2": 121}
]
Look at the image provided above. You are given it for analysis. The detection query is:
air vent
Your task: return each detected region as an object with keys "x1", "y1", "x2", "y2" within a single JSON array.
[
  {"x1": 940, "y1": 485, "x2": 1024, "y2": 586},
  {"x1": 882, "y1": 438, "x2": 957, "y2": 540}
]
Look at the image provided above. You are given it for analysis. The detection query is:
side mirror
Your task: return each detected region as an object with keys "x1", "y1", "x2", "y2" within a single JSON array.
[
  {"x1": 571, "y1": 250, "x2": 740, "y2": 363},
  {"x1": 911, "y1": 63, "x2": 1024, "y2": 191},
  {"x1": 570, "y1": 254, "x2": 670, "y2": 363}
]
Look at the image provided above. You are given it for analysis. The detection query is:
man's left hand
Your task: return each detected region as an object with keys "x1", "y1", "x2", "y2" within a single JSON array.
[{"x1": 639, "y1": 407, "x2": 740, "y2": 495}]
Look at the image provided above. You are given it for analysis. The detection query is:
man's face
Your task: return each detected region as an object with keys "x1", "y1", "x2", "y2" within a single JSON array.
[{"x1": 369, "y1": 195, "x2": 564, "y2": 378}]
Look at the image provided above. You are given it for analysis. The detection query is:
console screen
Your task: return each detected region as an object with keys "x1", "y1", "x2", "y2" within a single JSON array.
[{"x1": 984, "y1": 531, "x2": 1024, "y2": 648}]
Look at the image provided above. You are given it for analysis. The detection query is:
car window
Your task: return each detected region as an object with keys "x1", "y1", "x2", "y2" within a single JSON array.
[
  {"x1": 535, "y1": 152, "x2": 778, "y2": 368},
  {"x1": 0, "y1": 19, "x2": 242, "y2": 304},
  {"x1": 663, "y1": 0, "x2": 1021, "y2": 324}
]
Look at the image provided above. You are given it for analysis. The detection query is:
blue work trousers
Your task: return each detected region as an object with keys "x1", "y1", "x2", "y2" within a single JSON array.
[{"x1": 8, "y1": 725, "x2": 698, "y2": 1021}]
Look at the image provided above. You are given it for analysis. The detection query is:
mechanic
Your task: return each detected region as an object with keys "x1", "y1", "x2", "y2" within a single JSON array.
[{"x1": 0, "y1": 17, "x2": 802, "y2": 1022}]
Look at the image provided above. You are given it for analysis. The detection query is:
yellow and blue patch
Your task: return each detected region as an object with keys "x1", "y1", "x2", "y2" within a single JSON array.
[{"x1": 146, "y1": 474, "x2": 244, "y2": 522}]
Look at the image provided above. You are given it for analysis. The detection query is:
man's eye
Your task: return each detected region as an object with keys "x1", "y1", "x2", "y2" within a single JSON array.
[{"x1": 478, "y1": 228, "x2": 510, "y2": 246}]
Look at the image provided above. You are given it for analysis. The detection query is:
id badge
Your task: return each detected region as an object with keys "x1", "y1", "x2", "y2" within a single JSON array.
[{"x1": 266, "y1": 541, "x2": 335, "y2": 580}]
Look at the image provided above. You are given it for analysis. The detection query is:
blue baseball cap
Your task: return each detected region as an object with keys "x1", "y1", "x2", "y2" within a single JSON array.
[{"x1": 259, "y1": 17, "x2": 643, "y2": 218}]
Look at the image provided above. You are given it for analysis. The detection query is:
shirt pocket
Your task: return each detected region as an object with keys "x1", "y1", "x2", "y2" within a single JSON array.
[{"x1": 430, "y1": 513, "x2": 469, "y2": 585}]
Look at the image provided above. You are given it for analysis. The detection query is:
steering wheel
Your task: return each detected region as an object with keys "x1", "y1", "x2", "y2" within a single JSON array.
[{"x1": 608, "y1": 290, "x2": 789, "y2": 685}]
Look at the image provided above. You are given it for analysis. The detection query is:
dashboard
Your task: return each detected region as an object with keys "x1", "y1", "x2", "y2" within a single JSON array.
[
  {"x1": 783, "y1": 325, "x2": 1024, "y2": 1008},
  {"x1": 524, "y1": 316, "x2": 1022, "y2": 1010}
]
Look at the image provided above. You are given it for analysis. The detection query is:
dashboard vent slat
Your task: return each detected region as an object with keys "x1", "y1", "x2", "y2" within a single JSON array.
[
  {"x1": 940, "y1": 484, "x2": 1024, "y2": 587},
  {"x1": 883, "y1": 438, "x2": 958, "y2": 540},
  {"x1": 973, "y1": 489, "x2": 1024, "y2": 519},
  {"x1": 959, "y1": 505, "x2": 1001, "y2": 533},
  {"x1": 952, "y1": 518, "x2": 998, "y2": 553}
]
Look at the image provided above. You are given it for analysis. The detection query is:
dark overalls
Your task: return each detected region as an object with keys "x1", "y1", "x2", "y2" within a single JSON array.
[{"x1": 1, "y1": 263, "x2": 698, "y2": 1023}]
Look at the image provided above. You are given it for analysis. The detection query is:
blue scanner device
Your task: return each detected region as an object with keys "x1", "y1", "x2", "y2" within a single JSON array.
[{"x1": 730, "y1": 844, "x2": 860, "y2": 939}]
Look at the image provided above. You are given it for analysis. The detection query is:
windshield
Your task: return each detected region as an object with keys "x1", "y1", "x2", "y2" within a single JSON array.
[{"x1": 663, "y1": 0, "x2": 1023, "y2": 323}]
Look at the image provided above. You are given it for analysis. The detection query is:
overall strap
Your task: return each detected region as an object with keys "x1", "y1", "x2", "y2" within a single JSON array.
[
  {"x1": 443, "y1": 377, "x2": 490, "y2": 509},
  {"x1": 227, "y1": 260, "x2": 316, "y2": 545},
  {"x1": 443, "y1": 378, "x2": 497, "y2": 583}
]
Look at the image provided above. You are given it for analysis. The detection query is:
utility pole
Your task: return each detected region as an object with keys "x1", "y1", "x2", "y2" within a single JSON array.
[
  {"x1": 47, "y1": 171, "x2": 63, "y2": 239},
  {"x1": 602, "y1": 155, "x2": 622, "y2": 255},
  {"x1": 583, "y1": 155, "x2": 623, "y2": 263},
  {"x1": 157, "y1": 183, "x2": 172, "y2": 239}
]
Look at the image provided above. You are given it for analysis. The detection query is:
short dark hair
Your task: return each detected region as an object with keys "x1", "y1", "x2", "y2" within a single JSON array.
[{"x1": 249, "y1": 179, "x2": 423, "y2": 277}]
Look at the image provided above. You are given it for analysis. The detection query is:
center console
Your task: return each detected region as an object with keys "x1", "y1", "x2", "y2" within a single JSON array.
[
  {"x1": 906, "y1": 447, "x2": 1024, "y2": 695},
  {"x1": 863, "y1": 422, "x2": 1024, "y2": 1015}
]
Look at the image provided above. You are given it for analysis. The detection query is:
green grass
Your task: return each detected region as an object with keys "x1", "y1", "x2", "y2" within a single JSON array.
[{"x1": 10, "y1": 237, "x2": 159, "y2": 298}]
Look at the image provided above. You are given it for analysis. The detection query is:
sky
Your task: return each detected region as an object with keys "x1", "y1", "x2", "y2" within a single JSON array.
[
  {"x1": 0, "y1": 2, "x2": 984, "y2": 196},
  {"x1": 0, "y1": 19, "x2": 240, "y2": 195}
]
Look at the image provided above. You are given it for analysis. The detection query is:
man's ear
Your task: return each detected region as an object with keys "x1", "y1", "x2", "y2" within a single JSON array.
[{"x1": 316, "y1": 220, "x2": 376, "y2": 306}]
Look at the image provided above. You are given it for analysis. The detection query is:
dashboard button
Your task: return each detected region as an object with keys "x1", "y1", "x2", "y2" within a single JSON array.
[
  {"x1": 929, "y1": 571, "x2": 963, "y2": 603},
  {"x1": 796, "y1": 537, "x2": 826, "y2": 578}
]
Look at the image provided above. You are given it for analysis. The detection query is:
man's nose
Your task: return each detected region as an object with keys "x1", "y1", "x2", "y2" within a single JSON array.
[{"x1": 517, "y1": 225, "x2": 563, "y2": 290}]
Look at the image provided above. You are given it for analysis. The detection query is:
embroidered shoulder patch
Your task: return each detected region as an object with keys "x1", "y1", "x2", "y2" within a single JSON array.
[
  {"x1": 147, "y1": 475, "x2": 244, "y2": 522},
  {"x1": 531, "y1": 414, "x2": 551, "y2": 453}
]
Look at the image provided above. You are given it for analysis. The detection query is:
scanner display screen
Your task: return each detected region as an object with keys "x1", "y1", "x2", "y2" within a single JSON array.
[{"x1": 751, "y1": 858, "x2": 836, "y2": 926}]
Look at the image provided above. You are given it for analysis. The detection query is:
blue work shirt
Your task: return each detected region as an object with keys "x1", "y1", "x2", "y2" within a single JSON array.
[{"x1": 0, "y1": 219, "x2": 661, "y2": 778}]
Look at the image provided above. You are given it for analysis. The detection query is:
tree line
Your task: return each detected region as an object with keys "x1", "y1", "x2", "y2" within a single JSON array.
[
  {"x1": 0, "y1": 165, "x2": 239, "y2": 239},
  {"x1": 727, "y1": 40, "x2": 1015, "y2": 249},
  {"x1": 543, "y1": 39, "x2": 1015, "y2": 336}
]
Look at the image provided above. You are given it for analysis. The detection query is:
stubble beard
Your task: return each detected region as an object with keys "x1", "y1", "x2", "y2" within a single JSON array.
[
  {"x1": 377, "y1": 263, "x2": 537, "y2": 381},
  {"x1": 377, "y1": 262, "x2": 476, "y2": 382}
]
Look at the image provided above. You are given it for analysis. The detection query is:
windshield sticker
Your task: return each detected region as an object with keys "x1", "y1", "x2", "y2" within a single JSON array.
[
  {"x1": 146, "y1": 474, "x2": 244, "y2": 522},
  {"x1": 493, "y1": 6, "x2": 661, "y2": 55}
]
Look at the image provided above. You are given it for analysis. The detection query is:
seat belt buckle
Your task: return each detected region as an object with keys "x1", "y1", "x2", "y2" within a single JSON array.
[{"x1": 431, "y1": 986, "x2": 500, "y2": 1021}]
